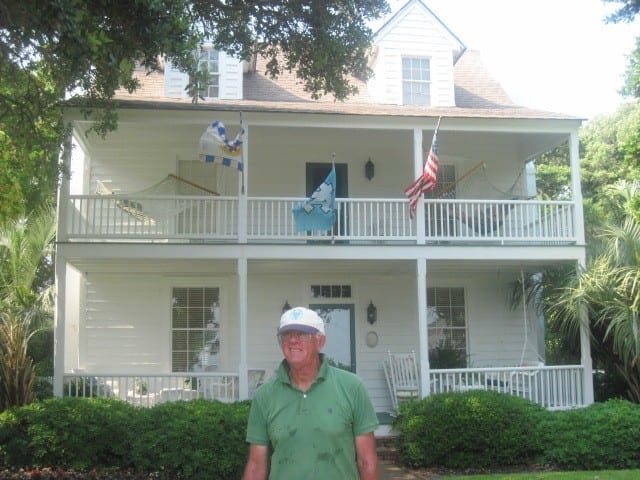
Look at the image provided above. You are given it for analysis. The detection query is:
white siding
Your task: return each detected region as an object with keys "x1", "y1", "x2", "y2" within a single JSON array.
[
  {"x1": 245, "y1": 272, "x2": 420, "y2": 413},
  {"x1": 83, "y1": 274, "x2": 168, "y2": 372},
  {"x1": 369, "y1": 3, "x2": 456, "y2": 106},
  {"x1": 461, "y1": 272, "x2": 542, "y2": 367},
  {"x1": 71, "y1": 266, "x2": 542, "y2": 413}
]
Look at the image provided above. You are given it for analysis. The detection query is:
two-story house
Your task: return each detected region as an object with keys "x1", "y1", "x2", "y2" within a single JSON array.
[{"x1": 55, "y1": 0, "x2": 592, "y2": 427}]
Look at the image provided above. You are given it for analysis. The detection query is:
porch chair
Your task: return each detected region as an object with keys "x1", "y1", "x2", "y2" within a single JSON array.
[
  {"x1": 382, "y1": 359, "x2": 397, "y2": 413},
  {"x1": 385, "y1": 351, "x2": 420, "y2": 413}
]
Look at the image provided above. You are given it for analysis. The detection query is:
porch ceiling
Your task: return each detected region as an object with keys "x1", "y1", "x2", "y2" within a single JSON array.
[
  {"x1": 73, "y1": 111, "x2": 570, "y2": 167},
  {"x1": 65, "y1": 257, "x2": 572, "y2": 276}
]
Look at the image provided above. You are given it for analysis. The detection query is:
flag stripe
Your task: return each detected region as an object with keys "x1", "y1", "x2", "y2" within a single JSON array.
[{"x1": 404, "y1": 123, "x2": 440, "y2": 219}]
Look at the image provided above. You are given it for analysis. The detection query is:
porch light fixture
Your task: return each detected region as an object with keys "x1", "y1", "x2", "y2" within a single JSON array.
[
  {"x1": 366, "y1": 301, "x2": 377, "y2": 325},
  {"x1": 365, "y1": 158, "x2": 375, "y2": 180},
  {"x1": 282, "y1": 300, "x2": 292, "y2": 313}
]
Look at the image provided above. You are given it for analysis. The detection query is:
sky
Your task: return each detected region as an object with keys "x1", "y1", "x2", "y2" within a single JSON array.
[{"x1": 381, "y1": 0, "x2": 640, "y2": 119}]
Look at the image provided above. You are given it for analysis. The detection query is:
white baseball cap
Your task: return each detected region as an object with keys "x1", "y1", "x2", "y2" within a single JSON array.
[{"x1": 279, "y1": 307, "x2": 325, "y2": 335}]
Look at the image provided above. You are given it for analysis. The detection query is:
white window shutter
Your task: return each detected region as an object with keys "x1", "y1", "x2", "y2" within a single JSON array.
[
  {"x1": 164, "y1": 59, "x2": 190, "y2": 99},
  {"x1": 219, "y1": 51, "x2": 243, "y2": 100}
]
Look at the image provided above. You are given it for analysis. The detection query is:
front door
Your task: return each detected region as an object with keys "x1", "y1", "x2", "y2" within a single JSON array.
[{"x1": 310, "y1": 304, "x2": 355, "y2": 372}]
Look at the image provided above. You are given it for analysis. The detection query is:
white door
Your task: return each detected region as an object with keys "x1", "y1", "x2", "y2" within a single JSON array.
[{"x1": 310, "y1": 304, "x2": 355, "y2": 372}]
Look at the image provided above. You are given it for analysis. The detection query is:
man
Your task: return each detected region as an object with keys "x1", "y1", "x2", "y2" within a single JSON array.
[{"x1": 243, "y1": 306, "x2": 379, "y2": 480}]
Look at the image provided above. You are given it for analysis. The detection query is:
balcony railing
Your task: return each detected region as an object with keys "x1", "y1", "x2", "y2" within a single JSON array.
[
  {"x1": 61, "y1": 365, "x2": 585, "y2": 411},
  {"x1": 62, "y1": 373, "x2": 240, "y2": 406},
  {"x1": 64, "y1": 195, "x2": 576, "y2": 244},
  {"x1": 430, "y1": 365, "x2": 585, "y2": 410}
]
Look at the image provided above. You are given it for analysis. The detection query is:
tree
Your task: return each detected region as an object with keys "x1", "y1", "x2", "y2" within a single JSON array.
[
  {"x1": 548, "y1": 217, "x2": 640, "y2": 402},
  {"x1": 0, "y1": 61, "x2": 67, "y2": 222},
  {"x1": 0, "y1": 0, "x2": 388, "y2": 219},
  {"x1": 604, "y1": 1, "x2": 640, "y2": 99},
  {"x1": 1, "y1": 0, "x2": 389, "y2": 115},
  {"x1": 579, "y1": 102, "x2": 640, "y2": 224},
  {"x1": 0, "y1": 204, "x2": 56, "y2": 410},
  {"x1": 513, "y1": 101, "x2": 640, "y2": 400},
  {"x1": 534, "y1": 144, "x2": 571, "y2": 200},
  {"x1": 604, "y1": 0, "x2": 640, "y2": 23}
]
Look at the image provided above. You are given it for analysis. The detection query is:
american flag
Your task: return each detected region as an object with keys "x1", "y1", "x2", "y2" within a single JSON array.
[{"x1": 404, "y1": 120, "x2": 440, "y2": 219}]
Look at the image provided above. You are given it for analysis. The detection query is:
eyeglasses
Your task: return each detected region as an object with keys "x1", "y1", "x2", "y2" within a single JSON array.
[{"x1": 277, "y1": 331, "x2": 317, "y2": 342}]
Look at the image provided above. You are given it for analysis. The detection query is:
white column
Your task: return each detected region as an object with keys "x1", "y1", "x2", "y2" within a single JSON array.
[
  {"x1": 53, "y1": 134, "x2": 73, "y2": 396},
  {"x1": 417, "y1": 258, "x2": 429, "y2": 396},
  {"x1": 569, "y1": 131, "x2": 585, "y2": 245},
  {"x1": 237, "y1": 257, "x2": 248, "y2": 399},
  {"x1": 238, "y1": 124, "x2": 248, "y2": 243},
  {"x1": 413, "y1": 128, "x2": 425, "y2": 244},
  {"x1": 577, "y1": 256, "x2": 594, "y2": 405},
  {"x1": 53, "y1": 254, "x2": 67, "y2": 397}
]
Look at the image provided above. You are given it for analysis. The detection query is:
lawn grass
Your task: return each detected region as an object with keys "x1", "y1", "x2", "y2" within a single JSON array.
[{"x1": 444, "y1": 470, "x2": 640, "y2": 479}]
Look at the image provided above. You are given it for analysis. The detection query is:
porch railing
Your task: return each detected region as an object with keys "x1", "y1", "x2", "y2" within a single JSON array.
[
  {"x1": 430, "y1": 365, "x2": 584, "y2": 410},
  {"x1": 65, "y1": 195, "x2": 576, "y2": 244},
  {"x1": 62, "y1": 373, "x2": 239, "y2": 407}
]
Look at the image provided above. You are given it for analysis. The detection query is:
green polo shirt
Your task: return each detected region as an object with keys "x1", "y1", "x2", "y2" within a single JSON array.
[{"x1": 246, "y1": 355, "x2": 379, "y2": 479}]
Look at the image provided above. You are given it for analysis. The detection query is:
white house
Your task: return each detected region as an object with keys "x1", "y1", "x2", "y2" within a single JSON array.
[{"x1": 55, "y1": 0, "x2": 591, "y2": 426}]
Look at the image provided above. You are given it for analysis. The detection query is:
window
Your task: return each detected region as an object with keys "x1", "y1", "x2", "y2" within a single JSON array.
[
  {"x1": 196, "y1": 49, "x2": 220, "y2": 99},
  {"x1": 171, "y1": 287, "x2": 220, "y2": 372},
  {"x1": 427, "y1": 287, "x2": 467, "y2": 368},
  {"x1": 424, "y1": 164, "x2": 456, "y2": 199},
  {"x1": 402, "y1": 57, "x2": 431, "y2": 106},
  {"x1": 310, "y1": 284, "x2": 352, "y2": 299}
]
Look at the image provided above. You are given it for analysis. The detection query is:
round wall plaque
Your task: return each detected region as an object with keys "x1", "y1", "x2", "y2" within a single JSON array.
[{"x1": 365, "y1": 331, "x2": 379, "y2": 348}]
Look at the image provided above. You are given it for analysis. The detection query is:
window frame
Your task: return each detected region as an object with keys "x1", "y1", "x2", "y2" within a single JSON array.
[
  {"x1": 196, "y1": 48, "x2": 220, "y2": 99},
  {"x1": 427, "y1": 286, "x2": 468, "y2": 368},
  {"x1": 402, "y1": 56, "x2": 431, "y2": 106},
  {"x1": 170, "y1": 286, "x2": 221, "y2": 373}
]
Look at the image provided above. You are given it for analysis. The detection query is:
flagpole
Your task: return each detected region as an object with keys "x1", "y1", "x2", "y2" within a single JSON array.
[
  {"x1": 434, "y1": 116, "x2": 442, "y2": 134},
  {"x1": 240, "y1": 111, "x2": 245, "y2": 194},
  {"x1": 422, "y1": 116, "x2": 443, "y2": 156}
]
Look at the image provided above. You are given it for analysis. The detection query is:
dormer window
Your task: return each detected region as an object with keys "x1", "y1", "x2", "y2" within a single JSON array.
[
  {"x1": 196, "y1": 48, "x2": 220, "y2": 99},
  {"x1": 402, "y1": 57, "x2": 431, "y2": 106}
]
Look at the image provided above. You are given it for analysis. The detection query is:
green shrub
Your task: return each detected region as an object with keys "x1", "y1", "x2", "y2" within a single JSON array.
[
  {"x1": 394, "y1": 390, "x2": 547, "y2": 469},
  {"x1": 130, "y1": 399, "x2": 250, "y2": 480},
  {"x1": 0, "y1": 397, "x2": 136, "y2": 469},
  {"x1": 0, "y1": 397, "x2": 251, "y2": 480},
  {"x1": 540, "y1": 399, "x2": 640, "y2": 470}
]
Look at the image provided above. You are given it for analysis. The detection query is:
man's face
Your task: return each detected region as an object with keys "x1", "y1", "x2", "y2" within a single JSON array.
[{"x1": 278, "y1": 330, "x2": 326, "y2": 368}]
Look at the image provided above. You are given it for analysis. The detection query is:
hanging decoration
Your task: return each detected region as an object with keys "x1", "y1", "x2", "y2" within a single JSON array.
[
  {"x1": 198, "y1": 120, "x2": 244, "y2": 172},
  {"x1": 292, "y1": 163, "x2": 336, "y2": 232}
]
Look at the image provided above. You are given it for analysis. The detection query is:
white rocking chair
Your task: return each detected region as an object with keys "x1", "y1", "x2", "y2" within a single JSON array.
[{"x1": 384, "y1": 351, "x2": 420, "y2": 414}]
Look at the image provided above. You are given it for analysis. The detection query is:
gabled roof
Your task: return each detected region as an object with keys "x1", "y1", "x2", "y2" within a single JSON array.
[
  {"x1": 373, "y1": 0, "x2": 466, "y2": 61},
  {"x1": 115, "y1": 48, "x2": 579, "y2": 120},
  {"x1": 110, "y1": 0, "x2": 582, "y2": 122}
]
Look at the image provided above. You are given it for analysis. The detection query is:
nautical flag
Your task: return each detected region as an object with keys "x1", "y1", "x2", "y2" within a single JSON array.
[
  {"x1": 292, "y1": 165, "x2": 336, "y2": 232},
  {"x1": 198, "y1": 121, "x2": 244, "y2": 171},
  {"x1": 404, "y1": 119, "x2": 440, "y2": 219}
]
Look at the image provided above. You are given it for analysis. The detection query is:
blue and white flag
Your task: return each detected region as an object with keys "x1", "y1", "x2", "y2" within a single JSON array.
[
  {"x1": 292, "y1": 165, "x2": 336, "y2": 232},
  {"x1": 198, "y1": 121, "x2": 244, "y2": 172}
]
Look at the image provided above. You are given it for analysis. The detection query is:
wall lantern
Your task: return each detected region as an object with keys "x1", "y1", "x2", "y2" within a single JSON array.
[
  {"x1": 366, "y1": 301, "x2": 377, "y2": 325},
  {"x1": 365, "y1": 158, "x2": 375, "y2": 180},
  {"x1": 282, "y1": 300, "x2": 292, "y2": 313}
]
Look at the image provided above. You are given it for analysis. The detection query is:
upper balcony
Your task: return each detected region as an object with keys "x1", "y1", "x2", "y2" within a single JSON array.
[
  {"x1": 61, "y1": 109, "x2": 584, "y2": 249},
  {"x1": 62, "y1": 195, "x2": 576, "y2": 245}
]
